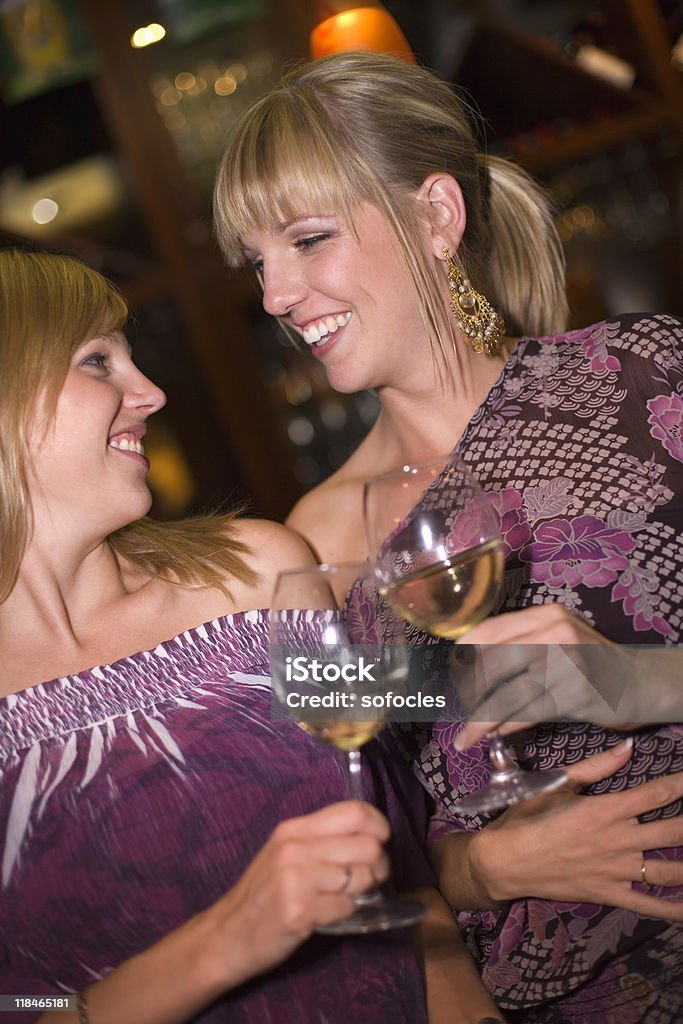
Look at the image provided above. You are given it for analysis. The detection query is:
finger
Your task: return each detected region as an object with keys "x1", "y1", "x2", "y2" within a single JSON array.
[
  {"x1": 453, "y1": 670, "x2": 556, "y2": 745},
  {"x1": 625, "y1": 888, "x2": 683, "y2": 921},
  {"x1": 274, "y1": 801, "x2": 390, "y2": 844},
  {"x1": 455, "y1": 719, "x2": 533, "y2": 750},
  {"x1": 562, "y1": 738, "x2": 634, "y2": 791},
  {"x1": 312, "y1": 892, "x2": 360, "y2": 928},
  {"x1": 580, "y1": 882, "x2": 683, "y2": 923},
  {"x1": 604, "y1": 769, "x2": 683, "y2": 820},
  {"x1": 464, "y1": 605, "x2": 599, "y2": 645},
  {"x1": 460, "y1": 611, "x2": 534, "y2": 644},
  {"x1": 454, "y1": 645, "x2": 563, "y2": 725},
  {"x1": 340, "y1": 854, "x2": 391, "y2": 894},
  {"x1": 460, "y1": 608, "x2": 563, "y2": 644},
  {"x1": 455, "y1": 720, "x2": 494, "y2": 750},
  {"x1": 315, "y1": 832, "x2": 387, "y2": 869},
  {"x1": 453, "y1": 643, "x2": 538, "y2": 697},
  {"x1": 632, "y1": 854, "x2": 683, "y2": 892},
  {"x1": 313, "y1": 855, "x2": 389, "y2": 896},
  {"x1": 635, "y1": 818, "x2": 683, "y2": 856}
]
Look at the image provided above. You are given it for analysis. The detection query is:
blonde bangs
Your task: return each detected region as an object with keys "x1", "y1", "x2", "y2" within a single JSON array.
[
  {"x1": 26, "y1": 258, "x2": 128, "y2": 417},
  {"x1": 214, "y1": 91, "x2": 372, "y2": 265}
]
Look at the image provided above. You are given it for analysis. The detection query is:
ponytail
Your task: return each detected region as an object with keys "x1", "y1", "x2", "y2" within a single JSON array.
[{"x1": 482, "y1": 156, "x2": 568, "y2": 336}]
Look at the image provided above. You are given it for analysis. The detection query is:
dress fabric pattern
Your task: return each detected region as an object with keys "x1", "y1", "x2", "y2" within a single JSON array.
[
  {"x1": 384, "y1": 314, "x2": 683, "y2": 1022},
  {"x1": 0, "y1": 609, "x2": 431, "y2": 1024}
]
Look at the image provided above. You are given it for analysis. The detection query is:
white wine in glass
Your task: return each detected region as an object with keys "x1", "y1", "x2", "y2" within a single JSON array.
[
  {"x1": 270, "y1": 561, "x2": 425, "y2": 933},
  {"x1": 299, "y1": 719, "x2": 384, "y2": 750},
  {"x1": 364, "y1": 455, "x2": 567, "y2": 814},
  {"x1": 379, "y1": 537, "x2": 504, "y2": 640}
]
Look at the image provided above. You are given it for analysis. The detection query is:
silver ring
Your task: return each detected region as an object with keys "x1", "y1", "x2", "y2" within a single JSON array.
[
  {"x1": 640, "y1": 856, "x2": 654, "y2": 893},
  {"x1": 338, "y1": 863, "x2": 352, "y2": 893}
]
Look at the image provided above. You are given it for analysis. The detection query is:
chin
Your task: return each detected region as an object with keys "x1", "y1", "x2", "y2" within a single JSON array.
[
  {"x1": 108, "y1": 491, "x2": 154, "y2": 533},
  {"x1": 323, "y1": 368, "x2": 371, "y2": 396}
]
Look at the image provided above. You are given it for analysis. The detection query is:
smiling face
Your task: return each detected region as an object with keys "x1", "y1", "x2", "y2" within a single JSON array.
[
  {"x1": 241, "y1": 202, "x2": 433, "y2": 395},
  {"x1": 27, "y1": 331, "x2": 166, "y2": 542}
]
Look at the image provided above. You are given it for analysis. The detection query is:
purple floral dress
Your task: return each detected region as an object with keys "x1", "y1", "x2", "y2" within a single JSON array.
[
  {"x1": 384, "y1": 314, "x2": 683, "y2": 1022},
  {"x1": 0, "y1": 610, "x2": 432, "y2": 1024}
]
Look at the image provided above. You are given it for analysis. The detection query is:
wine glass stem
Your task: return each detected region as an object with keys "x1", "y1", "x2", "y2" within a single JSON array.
[
  {"x1": 342, "y1": 748, "x2": 381, "y2": 906},
  {"x1": 343, "y1": 748, "x2": 364, "y2": 802},
  {"x1": 488, "y1": 731, "x2": 519, "y2": 777}
]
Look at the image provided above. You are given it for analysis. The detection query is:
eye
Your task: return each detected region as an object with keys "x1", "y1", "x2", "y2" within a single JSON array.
[
  {"x1": 80, "y1": 352, "x2": 109, "y2": 371},
  {"x1": 249, "y1": 257, "x2": 264, "y2": 273},
  {"x1": 295, "y1": 232, "x2": 331, "y2": 251}
]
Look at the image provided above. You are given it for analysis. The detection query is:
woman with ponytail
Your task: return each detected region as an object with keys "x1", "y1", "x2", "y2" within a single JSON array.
[{"x1": 213, "y1": 51, "x2": 683, "y2": 1020}]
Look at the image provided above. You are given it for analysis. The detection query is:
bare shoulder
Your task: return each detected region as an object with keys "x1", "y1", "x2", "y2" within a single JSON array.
[
  {"x1": 227, "y1": 518, "x2": 317, "y2": 608},
  {"x1": 232, "y1": 517, "x2": 316, "y2": 575},
  {"x1": 286, "y1": 469, "x2": 369, "y2": 564}
]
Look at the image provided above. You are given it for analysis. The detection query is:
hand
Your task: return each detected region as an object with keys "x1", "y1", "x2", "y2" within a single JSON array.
[
  {"x1": 51, "y1": 804, "x2": 393, "y2": 1024},
  {"x1": 452, "y1": 605, "x2": 651, "y2": 750},
  {"x1": 213, "y1": 801, "x2": 390, "y2": 982},
  {"x1": 467, "y1": 742, "x2": 683, "y2": 919}
]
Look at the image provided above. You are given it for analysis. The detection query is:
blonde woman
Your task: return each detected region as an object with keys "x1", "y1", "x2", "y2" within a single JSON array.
[
  {"x1": 213, "y1": 52, "x2": 683, "y2": 1022},
  {"x1": 0, "y1": 250, "x2": 506, "y2": 1024}
]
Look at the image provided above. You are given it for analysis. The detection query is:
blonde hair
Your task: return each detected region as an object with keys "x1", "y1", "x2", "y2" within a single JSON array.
[
  {"x1": 0, "y1": 250, "x2": 255, "y2": 602},
  {"x1": 214, "y1": 51, "x2": 567, "y2": 365}
]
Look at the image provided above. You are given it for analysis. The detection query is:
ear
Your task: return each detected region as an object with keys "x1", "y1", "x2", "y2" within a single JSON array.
[{"x1": 415, "y1": 173, "x2": 467, "y2": 260}]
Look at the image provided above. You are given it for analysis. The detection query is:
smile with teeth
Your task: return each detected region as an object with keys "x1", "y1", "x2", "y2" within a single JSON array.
[
  {"x1": 109, "y1": 433, "x2": 145, "y2": 456},
  {"x1": 302, "y1": 312, "x2": 351, "y2": 346}
]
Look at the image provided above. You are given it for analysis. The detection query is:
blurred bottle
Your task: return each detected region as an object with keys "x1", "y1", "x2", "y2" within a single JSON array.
[
  {"x1": 308, "y1": 1, "x2": 415, "y2": 63},
  {"x1": 0, "y1": 0, "x2": 69, "y2": 72}
]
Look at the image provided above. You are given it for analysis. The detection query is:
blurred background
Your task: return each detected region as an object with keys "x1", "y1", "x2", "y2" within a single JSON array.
[{"x1": 1, "y1": 0, "x2": 682, "y2": 521}]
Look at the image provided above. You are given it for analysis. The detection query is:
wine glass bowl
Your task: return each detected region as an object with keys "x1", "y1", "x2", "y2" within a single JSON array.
[
  {"x1": 269, "y1": 561, "x2": 425, "y2": 933},
  {"x1": 363, "y1": 456, "x2": 567, "y2": 813},
  {"x1": 366, "y1": 458, "x2": 505, "y2": 640}
]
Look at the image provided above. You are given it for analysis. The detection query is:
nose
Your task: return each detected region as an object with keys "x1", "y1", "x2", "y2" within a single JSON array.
[
  {"x1": 125, "y1": 367, "x2": 167, "y2": 416},
  {"x1": 261, "y1": 260, "x2": 306, "y2": 318}
]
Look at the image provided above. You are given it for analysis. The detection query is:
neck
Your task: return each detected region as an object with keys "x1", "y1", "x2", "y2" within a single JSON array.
[
  {"x1": 373, "y1": 338, "x2": 512, "y2": 466},
  {"x1": 0, "y1": 532, "x2": 135, "y2": 655}
]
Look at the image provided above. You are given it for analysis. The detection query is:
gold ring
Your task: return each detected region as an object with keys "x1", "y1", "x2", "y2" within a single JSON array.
[
  {"x1": 640, "y1": 856, "x2": 654, "y2": 893},
  {"x1": 338, "y1": 863, "x2": 352, "y2": 893}
]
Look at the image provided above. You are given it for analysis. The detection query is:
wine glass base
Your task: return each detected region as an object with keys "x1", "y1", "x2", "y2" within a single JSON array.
[
  {"x1": 316, "y1": 895, "x2": 425, "y2": 935},
  {"x1": 453, "y1": 767, "x2": 568, "y2": 815}
]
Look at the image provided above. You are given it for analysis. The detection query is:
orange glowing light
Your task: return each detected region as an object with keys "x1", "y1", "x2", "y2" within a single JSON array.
[{"x1": 309, "y1": 4, "x2": 415, "y2": 63}]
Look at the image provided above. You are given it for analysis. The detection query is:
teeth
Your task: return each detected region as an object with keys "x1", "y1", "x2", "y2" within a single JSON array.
[
  {"x1": 109, "y1": 436, "x2": 145, "y2": 456},
  {"x1": 303, "y1": 311, "x2": 351, "y2": 346}
]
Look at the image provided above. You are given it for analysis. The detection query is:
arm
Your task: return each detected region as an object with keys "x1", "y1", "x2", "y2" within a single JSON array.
[
  {"x1": 431, "y1": 743, "x2": 683, "y2": 919},
  {"x1": 452, "y1": 606, "x2": 682, "y2": 749},
  {"x1": 412, "y1": 885, "x2": 506, "y2": 1023},
  {"x1": 36, "y1": 802, "x2": 390, "y2": 1024},
  {"x1": 228, "y1": 519, "x2": 318, "y2": 607},
  {"x1": 286, "y1": 477, "x2": 367, "y2": 564}
]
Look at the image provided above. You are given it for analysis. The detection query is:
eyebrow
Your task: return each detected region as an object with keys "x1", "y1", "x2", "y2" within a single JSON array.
[
  {"x1": 240, "y1": 214, "x2": 337, "y2": 249},
  {"x1": 99, "y1": 332, "x2": 133, "y2": 357},
  {"x1": 281, "y1": 214, "x2": 338, "y2": 230}
]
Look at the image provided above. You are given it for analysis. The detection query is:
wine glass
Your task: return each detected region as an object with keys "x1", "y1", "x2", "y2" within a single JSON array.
[
  {"x1": 269, "y1": 561, "x2": 425, "y2": 933},
  {"x1": 363, "y1": 455, "x2": 567, "y2": 814}
]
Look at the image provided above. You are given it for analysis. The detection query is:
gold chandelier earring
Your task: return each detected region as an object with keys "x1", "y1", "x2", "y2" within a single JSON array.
[{"x1": 443, "y1": 247, "x2": 505, "y2": 357}]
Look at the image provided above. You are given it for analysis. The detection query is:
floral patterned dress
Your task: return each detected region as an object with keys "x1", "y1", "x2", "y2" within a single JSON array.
[
  {"x1": 386, "y1": 313, "x2": 683, "y2": 1022},
  {"x1": 0, "y1": 610, "x2": 432, "y2": 1024}
]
